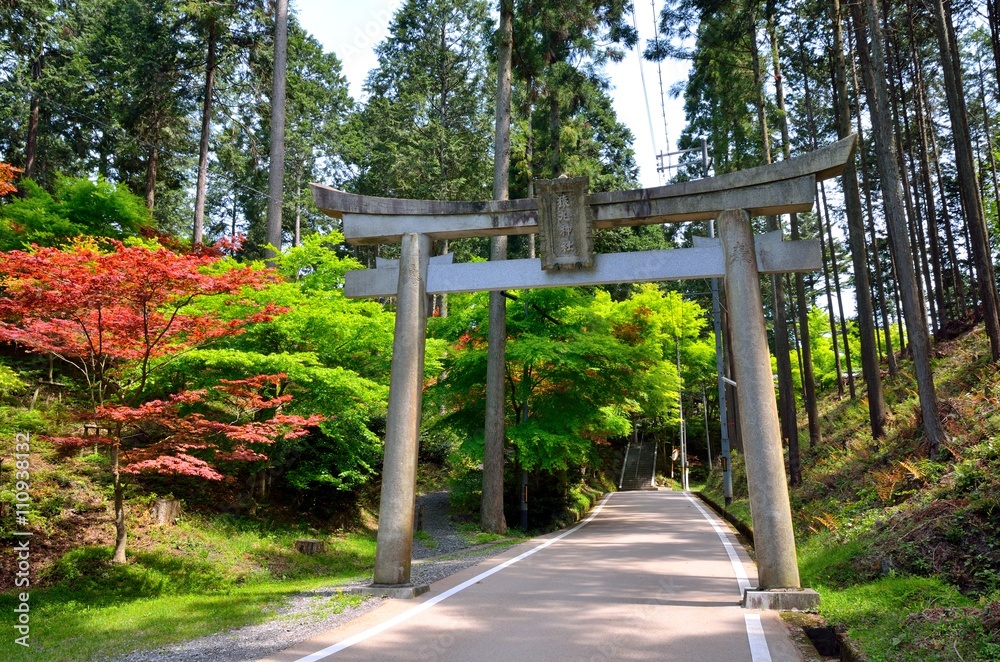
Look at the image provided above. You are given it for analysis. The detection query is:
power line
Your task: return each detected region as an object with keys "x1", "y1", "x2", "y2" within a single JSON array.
[
  {"x1": 630, "y1": 1, "x2": 662, "y2": 185},
  {"x1": 651, "y1": 0, "x2": 671, "y2": 157}
]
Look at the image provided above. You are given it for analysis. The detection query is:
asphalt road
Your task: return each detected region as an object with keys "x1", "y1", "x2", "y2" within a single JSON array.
[{"x1": 266, "y1": 490, "x2": 804, "y2": 662}]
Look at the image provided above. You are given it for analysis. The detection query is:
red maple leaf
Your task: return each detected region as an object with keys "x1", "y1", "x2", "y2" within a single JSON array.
[{"x1": 0, "y1": 239, "x2": 285, "y2": 403}]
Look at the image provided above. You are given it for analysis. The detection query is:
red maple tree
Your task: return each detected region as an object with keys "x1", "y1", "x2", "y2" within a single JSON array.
[
  {"x1": 51, "y1": 374, "x2": 322, "y2": 561},
  {"x1": 0, "y1": 162, "x2": 19, "y2": 196},
  {"x1": 0, "y1": 240, "x2": 312, "y2": 563},
  {"x1": 0, "y1": 239, "x2": 282, "y2": 404},
  {"x1": 55, "y1": 375, "x2": 322, "y2": 480}
]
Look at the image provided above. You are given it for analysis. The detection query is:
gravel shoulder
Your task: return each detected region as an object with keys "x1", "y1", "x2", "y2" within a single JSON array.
[{"x1": 112, "y1": 491, "x2": 516, "y2": 662}]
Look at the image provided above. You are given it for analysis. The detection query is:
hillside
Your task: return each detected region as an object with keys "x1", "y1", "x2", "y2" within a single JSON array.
[{"x1": 704, "y1": 323, "x2": 1000, "y2": 661}]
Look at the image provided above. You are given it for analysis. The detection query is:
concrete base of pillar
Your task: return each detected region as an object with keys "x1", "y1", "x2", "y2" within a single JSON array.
[
  {"x1": 742, "y1": 587, "x2": 820, "y2": 612},
  {"x1": 346, "y1": 583, "x2": 430, "y2": 599}
]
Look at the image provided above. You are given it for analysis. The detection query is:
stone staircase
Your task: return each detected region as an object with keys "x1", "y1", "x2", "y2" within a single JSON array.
[{"x1": 619, "y1": 439, "x2": 657, "y2": 491}]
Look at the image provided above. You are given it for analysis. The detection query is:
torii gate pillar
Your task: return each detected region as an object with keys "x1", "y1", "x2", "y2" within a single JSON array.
[
  {"x1": 370, "y1": 232, "x2": 431, "y2": 595},
  {"x1": 719, "y1": 209, "x2": 818, "y2": 610}
]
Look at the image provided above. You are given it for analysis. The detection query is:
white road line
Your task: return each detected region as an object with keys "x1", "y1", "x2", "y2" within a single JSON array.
[
  {"x1": 293, "y1": 493, "x2": 614, "y2": 661},
  {"x1": 683, "y1": 492, "x2": 752, "y2": 593},
  {"x1": 683, "y1": 492, "x2": 771, "y2": 662},
  {"x1": 744, "y1": 614, "x2": 773, "y2": 662}
]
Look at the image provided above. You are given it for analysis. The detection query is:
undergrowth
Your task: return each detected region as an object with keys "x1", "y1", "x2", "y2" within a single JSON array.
[{"x1": 703, "y1": 325, "x2": 1000, "y2": 660}]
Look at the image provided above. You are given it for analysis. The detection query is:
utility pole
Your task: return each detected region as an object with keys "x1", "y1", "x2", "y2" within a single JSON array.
[
  {"x1": 658, "y1": 139, "x2": 730, "y2": 499},
  {"x1": 711, "y1": 219, "x2": 733, "y2": 505},
  {"x1": 676, "y1": 338, "x2": 689, "y2": 492},
  {"x1": 703, "y1": 386, "x2": 711, "y2": 469}
]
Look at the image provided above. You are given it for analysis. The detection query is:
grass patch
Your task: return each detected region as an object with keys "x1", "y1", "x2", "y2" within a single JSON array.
[
  {"x1": 466, "y1": 531, "x2": 506, "y2": 545},
  {"x1": 413, "y1": 529, "x2": 437, "y2": 547},
  {"x1": 705, "y1": 473, "x2": 1000, "y2": 660},
  {"x1": 0, "y1": 577, "x2": 369, "y2": 661},
  {"x1": 810, "y1": 577, "x2": 1000, "y2": 661},
  {"x1": 0, "y1": 515, "x2": 377, "y2": 662}
]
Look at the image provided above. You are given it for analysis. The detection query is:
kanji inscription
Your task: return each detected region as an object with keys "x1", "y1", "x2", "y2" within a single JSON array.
[{"x1": 536, "y1": 176, "x2": 594, "y2": 271}]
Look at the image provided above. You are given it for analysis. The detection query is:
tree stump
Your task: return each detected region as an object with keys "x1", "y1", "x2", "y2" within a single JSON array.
[
  {"x1": 150, "y1": 498, "x2": 182, "y2": 525},
  {"x1": 294, "y1": 539, "x2": 326, "y2": 555}
]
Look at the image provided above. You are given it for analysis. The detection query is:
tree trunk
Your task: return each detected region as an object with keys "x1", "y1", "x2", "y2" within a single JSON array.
[
  {"x1": 481, "y1": 0, "x2": 512, "y2": 535},
  {"x1": 795, "y1": 33, "x2": 823, "y2": 449},
  {"x1": 294, "y1": 160, "x2": 302, "y2": 247},
  {"x1": 265, "y1": 0, "x2": 289, "y2": 260},
  {"x1": 852, "y1": 0, "x2": 946, "y2": 457},
  {"x1": 193, "y1": 18, "x2": 218, "y2": 245},
  {"x1": 931, "y1": 0, "x2": 1000, "y2": 360},
  {"x1": 977, "y1": 59, "x2": 1000, "y2": 253},
  {"x1": 885, "y1": 25, "x2": 937, "y2": 338},
  {"x1": 821, "y1": 181, "x2": 854, "y2": 398},
  {"x1": 848, "y1": 23, "x2": 899, "y2": 374},
  {"x1": 817, "y1": 187, "x2": 844, "y2": 397},
  {"x1": 111, "y1": 443, "x2": 127, "y2": 563},
  {"x1": 990, "y1": 1, "x2": 1000, "y2": 93},
  {"x1": 927, "y1": 102, "x2": 967, "y2": 320},
  {"x1": 150, "y1": 498, "x2": 182, "y2": 525},
  {"x1": 25, "y1": 55, "x2": 41, "y2": 178},
  {"x1": 548, "y1": 85, "x2": 560, "y2": 177},
  {"x1": 906, "y1": 5, "x2": 948, "y2": 329},
  {"x1": 294, "y1": 539, "x2": 326, "y2": 555},
  {"x1": 145, "y1": 141, "x2": 158, "y2": 211},
  {"x1": 831, "y1": 0, "x2": 886, "y2": 439},
  {"x1": 765, "y1": 14, "x2": 801, "y2": 484},
  {"x1": 749, "y1": 11, "x2": 795, "y2": 447}
]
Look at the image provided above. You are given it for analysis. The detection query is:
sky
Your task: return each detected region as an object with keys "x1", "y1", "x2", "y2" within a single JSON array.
[
  {"x1": 290, "y1": 1, "x2": 858, "y2": 317},
  {"x1": 292, "y1": 0, "x2": 690, "y2": 190}
]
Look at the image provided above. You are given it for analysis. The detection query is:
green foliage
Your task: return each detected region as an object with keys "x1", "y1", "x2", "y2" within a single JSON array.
[
  {"x1": 0, "y1": 364, "x2": 27, "y2": 397},
  {"x1": 432, "y1": 284, "x2": 716, "y2": 479},
  {"x1": 510, "y1": 0, "x2": 638, "y2": 188},
  {"x1": 448, "y1": 461, "x2": 483, "y2": 516},
  {"x1": 132, "y1": 237, "x2": 404, "y2": 504},
  {"x1": 148, "y1": 348, "x2": 387, "y2": 497},
  {"x1": 0, "y1": 406, "x2": 51, "y2": 435},
  {"x1": 565, "y1": 481, "x2": 603, "y2": 522},
  {"x1": 0, "y1": 176, "x2": 152, "y2": 249},
  {"x1": 225, "y1": 235, "x2": 414, "y2": 384}
]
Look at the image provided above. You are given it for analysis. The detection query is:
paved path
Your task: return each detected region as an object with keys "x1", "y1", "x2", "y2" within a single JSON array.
[{"x1": 265, "y1": 491, "x2": 804, "y2": 662}]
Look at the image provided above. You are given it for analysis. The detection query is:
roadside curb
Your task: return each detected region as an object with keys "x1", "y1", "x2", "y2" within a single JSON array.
[{"x1": 695, "y1": 490, "x2": 755, "y2": 546}]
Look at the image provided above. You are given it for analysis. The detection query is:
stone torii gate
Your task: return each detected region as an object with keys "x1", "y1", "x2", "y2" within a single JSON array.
[{"x1": 313, "y1": 135, "x2": 855, "y2": 608}]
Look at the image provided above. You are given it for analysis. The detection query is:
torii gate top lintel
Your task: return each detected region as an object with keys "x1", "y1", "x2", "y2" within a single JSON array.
[{"x1": 311, "y1": 134, "x2": 856, "y2": 246}]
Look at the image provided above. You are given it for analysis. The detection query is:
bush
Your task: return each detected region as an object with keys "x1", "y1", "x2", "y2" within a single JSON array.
[
  {"x1": 0, "y1": 365, "x2": 27, "y2": 397},
  {"x1": 449, "y1": 464, "x2": 483, "y2": 518}
]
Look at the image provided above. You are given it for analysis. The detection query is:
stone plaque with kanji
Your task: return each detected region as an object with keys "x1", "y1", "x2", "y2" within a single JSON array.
[{"x1": 536, "y1": 176, "x2": 594, "y2": 271}]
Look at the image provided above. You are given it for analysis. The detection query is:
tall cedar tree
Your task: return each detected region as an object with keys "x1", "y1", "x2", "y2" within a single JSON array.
[
  {"x1": 513, "y1": 0, "x2": 638, "y2": 180},
  {"x1": 831, "y1": 0, "x2": 886, "y2": 439},
  {"x1": 483, "y1": 0, "x2": 513, "y2": 535},
  {"x1": 347, "y1": 0, "x2": 494, "y2": 203},
  {"x1": 851, "y1": 0, "x2": 946, "y2": 457},
  {"x1": 264, "y1": 0, "x2": 289, "y2": 258}
]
